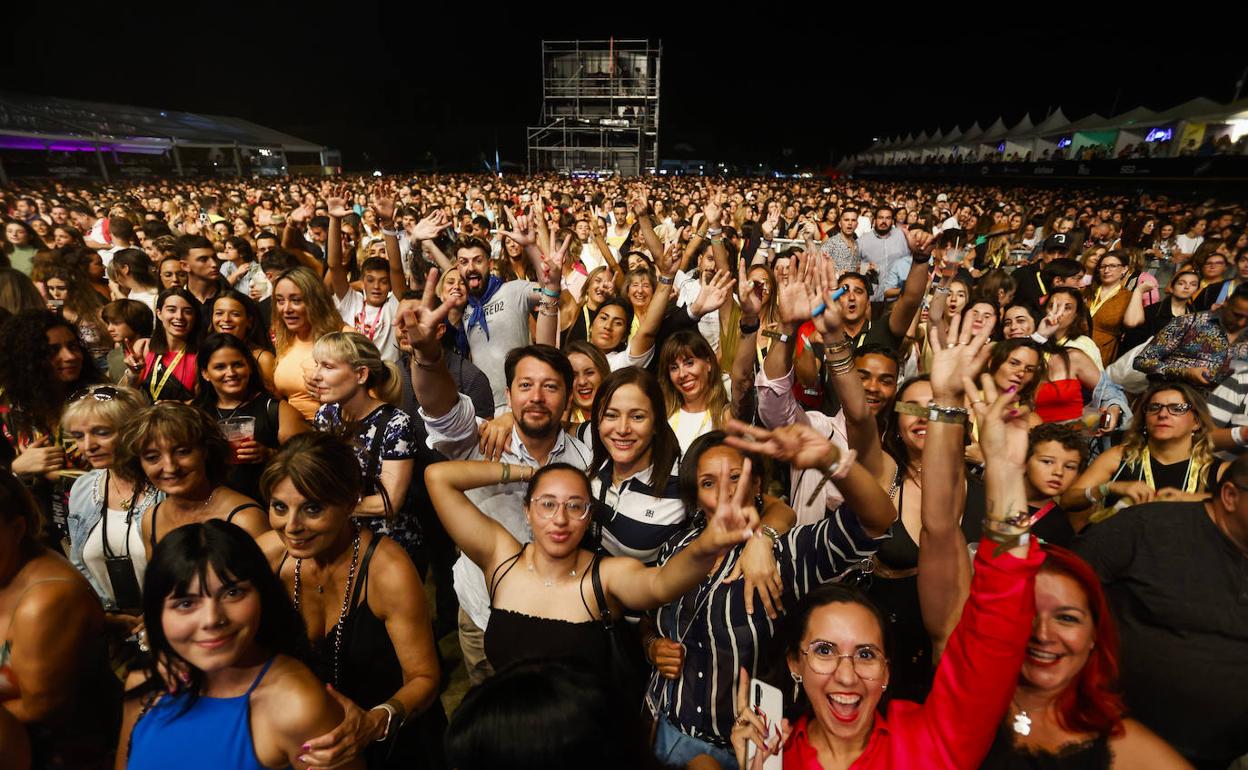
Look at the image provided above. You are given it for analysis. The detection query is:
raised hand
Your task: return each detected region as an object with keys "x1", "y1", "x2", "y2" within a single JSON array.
[
  {"x1": 931, "y1": 312, "x2": 993, "y2": 402},
  {"x1": 372, "y1": 185, "x2": 397, "y2": 224},
  {"x1": 541, "y1": 234, "x2": 573, "y2": 285},
  {"x1": 326, "y1": 193, "x2": 351, "y2": 220},
  {"x1": 703, "y1": 197, "x2": 723, "y2": 229},
  {"x1": 737, "y1": 258, "x2": 764, "y2": 319},
  {"x1": 961, "y1": 371, "x2": 1032, "y2": 473},
  {"x1": 1036, "y1": 313, "x2": 1060, "y2": 339},
  {"x1": 774, "y1": 251, "x2": 816, "y2": 325},
  {"x1": 723, "y1": 418, "x2": 842, "y2": 472},
  {"x1": 411, "y1": 211, "x2": 451, "y2": 241},
  {"x1": 761, "y1": 212, "x2": 780, "y2": 240},
  {"x1": 395, "y1": 267, "x2": 454, "y2": 357},
  {"x1": 499, "y1": 206, "x2": 538, "y2": 247},
  {"x1": 288, "y1": 203, "x2": 312, "y2": 225},
  {"x1": 655, "y1": 240, "x2": 682, "y2": 278},
  {"x1": 811, "y1": 252, "x2": 846, "y2": 336},
  {"x1": 695, "y1": 457, "x2": 760, "y2": 555},
  {"x1": 690, "y1": 269, "x2": 735, "y2": 319},
  {"x1": 905, "y1": 227, "x2": 934, "y2": 256}
]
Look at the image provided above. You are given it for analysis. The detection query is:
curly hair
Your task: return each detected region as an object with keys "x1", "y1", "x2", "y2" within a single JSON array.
[{"x1": 0, "y1": 310, "x2": 102, "y2": 435}]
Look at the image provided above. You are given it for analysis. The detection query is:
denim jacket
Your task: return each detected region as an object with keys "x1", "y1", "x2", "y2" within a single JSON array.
[{"x1": 67, "y1": 470, "x2": 162, "y2": 611}]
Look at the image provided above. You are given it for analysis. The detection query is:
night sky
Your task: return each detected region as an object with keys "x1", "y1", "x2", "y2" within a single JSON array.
[{"x1": 3, "y1": 6, "x2": 1243, "y2": 172}]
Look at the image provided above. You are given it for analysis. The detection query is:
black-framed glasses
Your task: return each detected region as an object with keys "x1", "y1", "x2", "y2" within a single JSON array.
[
  {"x1": 71, "y1": 385, "x2": 119, "y2": 402},
  {"x1": 1144, "y1": 402, "x2": 1192, "y2": 416},
  {"x1": 1098, "y1": 263, "x2": 1125, "y2": 271},
  {"x1": 799, "y1": 640, "x2": 888, "y2": 680},
  {"x1": 531, "y1": 496, "x2": 591, "y2": 521}
]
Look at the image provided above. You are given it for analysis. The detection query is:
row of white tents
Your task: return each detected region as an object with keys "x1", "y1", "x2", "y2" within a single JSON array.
[{"x1": 854, "y1": 96, "x2": 1248, "y2": 165}]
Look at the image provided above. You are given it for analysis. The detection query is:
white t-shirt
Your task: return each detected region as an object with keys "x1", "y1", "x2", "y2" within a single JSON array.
[
  {"x1": 607, "y1": 344, "x2": 654, "y2": 371},
  {"x1": 676, "y1": 274, "x2": 723, "y2": 353},
  {"x1": 336, "y1": 290, "x2": 401, "y2": 362},
  {"x1": 1175, "y1": 233, "x2": 1204, "y2": 256}
]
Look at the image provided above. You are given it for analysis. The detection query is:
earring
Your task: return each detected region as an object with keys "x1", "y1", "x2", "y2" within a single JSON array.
[
  {"x1": 754, "y1": 494, "x2": 764, "y2": 511},
  {"x1": 790, "y1": 671, "x2": 803, "y2": 684},
  {"x1": 881, "y1": 684, "x2": 888, "y2": 691}
]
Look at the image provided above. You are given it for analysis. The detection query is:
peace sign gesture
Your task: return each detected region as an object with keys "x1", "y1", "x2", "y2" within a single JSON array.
[
  {"x1": 540, "y1": 233, "x2": 573, "y2": 286},
  {"x1": 395, "y1": 267, "x2": 455, "y2": 359},
  {"x1": 692, "y1": 456, "x2": 760, "y2": 557}
]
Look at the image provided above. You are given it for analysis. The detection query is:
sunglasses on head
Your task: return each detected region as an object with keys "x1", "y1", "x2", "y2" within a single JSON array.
[{"x1": 71, "y1": 385, "x2": 119, "y2": 402}]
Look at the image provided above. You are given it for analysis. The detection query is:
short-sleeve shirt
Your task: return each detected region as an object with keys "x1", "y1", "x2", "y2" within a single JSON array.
[
  {"x1": 314, "y1": 402, "x2": 420, "y2": 553},
  {"x1": 464, "y1": 280, "x2": 537, "y2": 411},
  {"x1": 336, "y1": 290, "x2": 401, "y2": 362},
  {"x1": 1074, "y1": 501, "x2": 1248, "y2": 765}
]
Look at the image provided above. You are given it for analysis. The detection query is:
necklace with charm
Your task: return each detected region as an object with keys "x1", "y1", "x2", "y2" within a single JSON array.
[
  {"x1": 1011, "y1": 699, "x2": 1033, "y2": 736},
  {"x1": 527, "y1": 551, "x2": 577, "y2": 588}
]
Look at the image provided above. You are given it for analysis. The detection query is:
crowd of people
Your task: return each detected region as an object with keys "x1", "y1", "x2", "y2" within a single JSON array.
[{"x1": 1, "y1": 171, "x2": 1247, "y2": 770}]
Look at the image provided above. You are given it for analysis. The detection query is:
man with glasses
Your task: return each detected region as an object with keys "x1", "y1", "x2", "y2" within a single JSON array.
[
  {"x1": 1075, "y1": 452, "x2": 1248, "y2": 767},
  {"x1": 1134, "y1": 283, "x2": 1248, "y2": 389}
]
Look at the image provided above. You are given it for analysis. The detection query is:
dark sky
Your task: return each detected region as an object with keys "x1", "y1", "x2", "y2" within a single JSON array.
[{"x1": 3, "y1": 6, "x2": 1243, "y2": 172}]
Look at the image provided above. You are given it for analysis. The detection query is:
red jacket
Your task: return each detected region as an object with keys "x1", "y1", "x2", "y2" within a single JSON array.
[{"x1": 785, "y1": 537, "x2": 1045, "y2": 770}]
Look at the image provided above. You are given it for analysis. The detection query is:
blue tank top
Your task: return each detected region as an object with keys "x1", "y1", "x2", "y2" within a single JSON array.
[{"x1": 128, "y1": 657, "x2": 286, "y2": 770}]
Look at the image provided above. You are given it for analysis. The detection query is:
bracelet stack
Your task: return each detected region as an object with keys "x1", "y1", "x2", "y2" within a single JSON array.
[
  {"x1": 982, "y1": 515, "x2": 1033, "y2": 556},
  {"x1": 657, "y1": 275, "x2": 674, "y2": 286},
  {"x1": 823, "y1": 338, "x2": 856, "y2": 377},
  {"x1": 892, "y1": 401, "x2": 970, "y2": 424}
]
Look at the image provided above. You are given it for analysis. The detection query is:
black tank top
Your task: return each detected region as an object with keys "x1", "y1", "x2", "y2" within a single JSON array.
[
  {"x1": 484, "y1": 544, "x2": 611, "y2": 673},
  {"x1": 979, "y1": 722, "x2": 1112, "y2": 770},
  {"x1": 148, "y1": 501, "x2": 263, "y2": 548},
  {"x1": 290, "y1": 535, "x2": 447, "y2": 770}
]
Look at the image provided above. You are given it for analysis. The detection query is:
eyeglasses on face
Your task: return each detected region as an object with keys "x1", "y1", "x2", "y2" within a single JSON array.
[
  {"x1": 530, "y1": 496, "x2": 591, "y2": 521},
  {"x1": 1144, "y1": 402, "x2": 1192, "y2": 416},
  {"x1": 799, "y1": 640, "x2": 888, "y2": 680},
  {"x1": 1098, "y1": 263, "x2": 1124, "y2": 271}
]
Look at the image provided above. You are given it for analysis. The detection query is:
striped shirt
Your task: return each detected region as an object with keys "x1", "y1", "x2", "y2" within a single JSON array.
[
  {"x1": 590, "y1": 462, "x2": 686, "y2": 565},
  {"x1": 1207, "y1": 368, "x2": 1248, "y2": 428},
  {"x1": 647, "y1": 507, "x2": 882, "y2": 745}
]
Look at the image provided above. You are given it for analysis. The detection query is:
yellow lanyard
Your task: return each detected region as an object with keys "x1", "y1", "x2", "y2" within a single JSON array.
[
  {"x1": 1087, "y1": 284, "x2": 1123, "y2": 317},
  {"x1": 583, "y1": 304, "x2": 591, "y2": 334},
  {"x1": 670, "y1": 409, "x2": 711, "y2": 437},
  {"x1": 149, "y1": 350, "x2": 186, "y2": 401},
  {"x1": 1036, "y1": 271, "x2": 1047, "y2": 296},
  {"x1": 1138, "y1": 446, "x2": 1205, "y2": 494}
]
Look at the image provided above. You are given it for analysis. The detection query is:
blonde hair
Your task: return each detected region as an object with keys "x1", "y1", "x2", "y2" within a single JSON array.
[
  {"x1": 1121, "y1": 382, "x2": 1214, "y2": 475},
  {"x1": 312, "y1": 331, "x2": 402, "y2": 405},
  {"x1": 271, "y1": 267, "x2": 345, "y2": 355}
]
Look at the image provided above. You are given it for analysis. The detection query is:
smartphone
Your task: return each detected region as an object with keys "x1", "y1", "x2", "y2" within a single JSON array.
[{"x1": 747, "y1": 677, "x2": 783, "y2": 769}]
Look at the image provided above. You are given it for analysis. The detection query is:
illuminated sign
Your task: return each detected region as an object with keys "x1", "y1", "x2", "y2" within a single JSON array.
[
  {"x1": 1145, "y1": 127, "x2": 1173, "y2": 143},
  {"x1": 1056, "y1": 138, "x2": 1072, "y2": 149}
]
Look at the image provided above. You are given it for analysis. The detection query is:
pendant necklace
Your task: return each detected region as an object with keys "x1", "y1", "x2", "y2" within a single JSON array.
[{"x1": 1011, "y1": 699, "x2": 1033, "y2": 736}]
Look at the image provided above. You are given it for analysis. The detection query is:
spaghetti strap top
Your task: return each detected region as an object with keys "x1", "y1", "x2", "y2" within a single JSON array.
[
  {"x1": 149, "y1": 502, "x2": 264, "y2": 548},
  {"x1": 127, "y1": 658, "x2": 281, "y2": 770},
  {"x1": 483, "y1": 545, "x2": 610, "y2": 674}
]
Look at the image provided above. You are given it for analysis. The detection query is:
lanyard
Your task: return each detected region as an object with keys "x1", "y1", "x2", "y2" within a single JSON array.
[
  {"x1": 99, "y1": 471, "x2": 137, "y2": 561},
  {"x1": 1087, "y1": 283, "x2": 1123, "y2": 317},
  {"x1": 1036, "y1": 270, "x2": 1047, "y2": 296},
  {"x1": 355, "y1": 303, "x2": 385, "y2": 341},
  {"x1": 149, "y1": 350, "x2": 185, "y2": 401},
  {"x1": 1138, "y1": 447, "x2": 1204, "y2": 494}
]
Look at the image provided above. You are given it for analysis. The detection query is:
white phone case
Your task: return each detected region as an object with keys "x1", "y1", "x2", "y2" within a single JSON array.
[{"x1": 746, "y1": 677, "x2": 783, "y2": 770}]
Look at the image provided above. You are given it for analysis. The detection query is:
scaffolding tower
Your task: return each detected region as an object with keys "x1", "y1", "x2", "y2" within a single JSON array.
[{"x1": 527, "y1": 39, "x2": 661, "y2": 177}]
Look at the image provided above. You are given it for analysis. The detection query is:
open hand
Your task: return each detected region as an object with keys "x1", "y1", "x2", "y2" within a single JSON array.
[{"x1": 723, "y1": 419, "x2": 841, "y2": 472}]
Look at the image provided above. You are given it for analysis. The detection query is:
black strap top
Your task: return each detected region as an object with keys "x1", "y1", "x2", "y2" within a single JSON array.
[
  {"x1": 148, "y1": 501, "x2": 263, "y2": 548},
  {"x1": 876, "y1": 470, "x2": 986, "y2": 571},
  {"x1": 979, "y1": 722, "x2": 1112, "y2": 770},
  {"x1": 483, "y1": 545, "x2": 611, "y2": 674}
]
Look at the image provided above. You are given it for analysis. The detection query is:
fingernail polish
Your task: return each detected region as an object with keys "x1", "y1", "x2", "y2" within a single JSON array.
[
  {"x1": 1006, "y1": 385, "x2": 1017, "y2": 393},
  {"x1": 302, "y1": 744, "x2": 310, "y2": 751}
]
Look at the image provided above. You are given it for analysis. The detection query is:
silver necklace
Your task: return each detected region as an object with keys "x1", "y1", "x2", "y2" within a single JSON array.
[
  {"x1": 293, "y1": 525, "x2": 361, "y2": 686},
  {"x1": 1011, "y1": 699, "x2": 1033, "y2": 736},
  {"x1": 527, "y1": 551, "x2": 577, "y2": 588}
]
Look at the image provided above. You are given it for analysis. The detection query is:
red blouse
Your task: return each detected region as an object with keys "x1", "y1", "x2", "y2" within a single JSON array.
[{"x1": 784, "y1": 537, "x2": 1045, "y2": 770}]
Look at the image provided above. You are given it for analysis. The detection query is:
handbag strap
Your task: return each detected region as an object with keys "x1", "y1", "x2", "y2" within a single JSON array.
[{"x1": 589, "y1": 553, "x2": 613, "y2": 629}]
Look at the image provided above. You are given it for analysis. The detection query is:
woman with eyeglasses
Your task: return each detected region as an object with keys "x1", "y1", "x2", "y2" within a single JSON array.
[
  {"x1": 128, "y1": 287, "x2": 204, "y2": 403},
  {"x1": 424, "y1": 455, "x2": 758, "y2": 680},
  {"x1": 1061, "y1": 383, "x2": 1216, "y2": 530},
  {"x1": 731, "y1": 356, "x2": 1044, "y2": 770},
  {"x1": 194, "y1": 333, "x2": 308, "y2": 502},
  {"x1": 63, "y1": 385, "x2": 159, "y2": 622},
  {"x1": 0, "y1": 310, "x2": 104, "y2": 543},
  {"x1": 1084, "y1": 250, "x2": 1133, "y2": 364},
  {"x1": 118, "y1": 520, "x2": 363, "y2": 770},
  {"x1": 646, "y1": 427, "x2": 893, "y2": 769},
  {"x1": 257, "y1": 433, "x2": 444, "y2": 770},
  {"x1": 117, "y1": 402, "x2": 268, "y2": 547}
]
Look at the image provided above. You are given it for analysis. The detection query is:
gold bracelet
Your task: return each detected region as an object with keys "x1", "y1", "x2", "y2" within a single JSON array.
[{"x1": 501, "y1": 463, "x2": 511, "y2": 483}]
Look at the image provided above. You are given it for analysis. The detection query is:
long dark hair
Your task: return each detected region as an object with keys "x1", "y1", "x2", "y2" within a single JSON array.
[
  {"x1": 0, "y1": 310, "x2": 102, "y2": 435},
  {"x1": 140, "y1": 520, "x2": 308, "y2": 713},
  {"x1": 206, "y1": 290, "x2": 273, "y2": 353},
  {"x1": 590, "y1": 367, "x2": 680, "y2": 480},
  {"x1": 987, "y1": 338, "x2": 1046, "y2": 407},
  {"x1": 882, "y1": 375, "x2": 932, "y2": 472},
  {"x1": 151, "y1": 287, "x2": 204, "y2": 355},
  {"x1": 677, "y1": 431, "x2": 765, "y2": 515},
  {"x1": 194, "y1": 333, "x2": 268, "y2": 410}
]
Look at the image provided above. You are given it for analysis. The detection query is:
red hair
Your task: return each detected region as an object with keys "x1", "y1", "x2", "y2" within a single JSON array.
[{"x1": 1039, "y1": 545, "x2": 1126, "y2": 737}]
